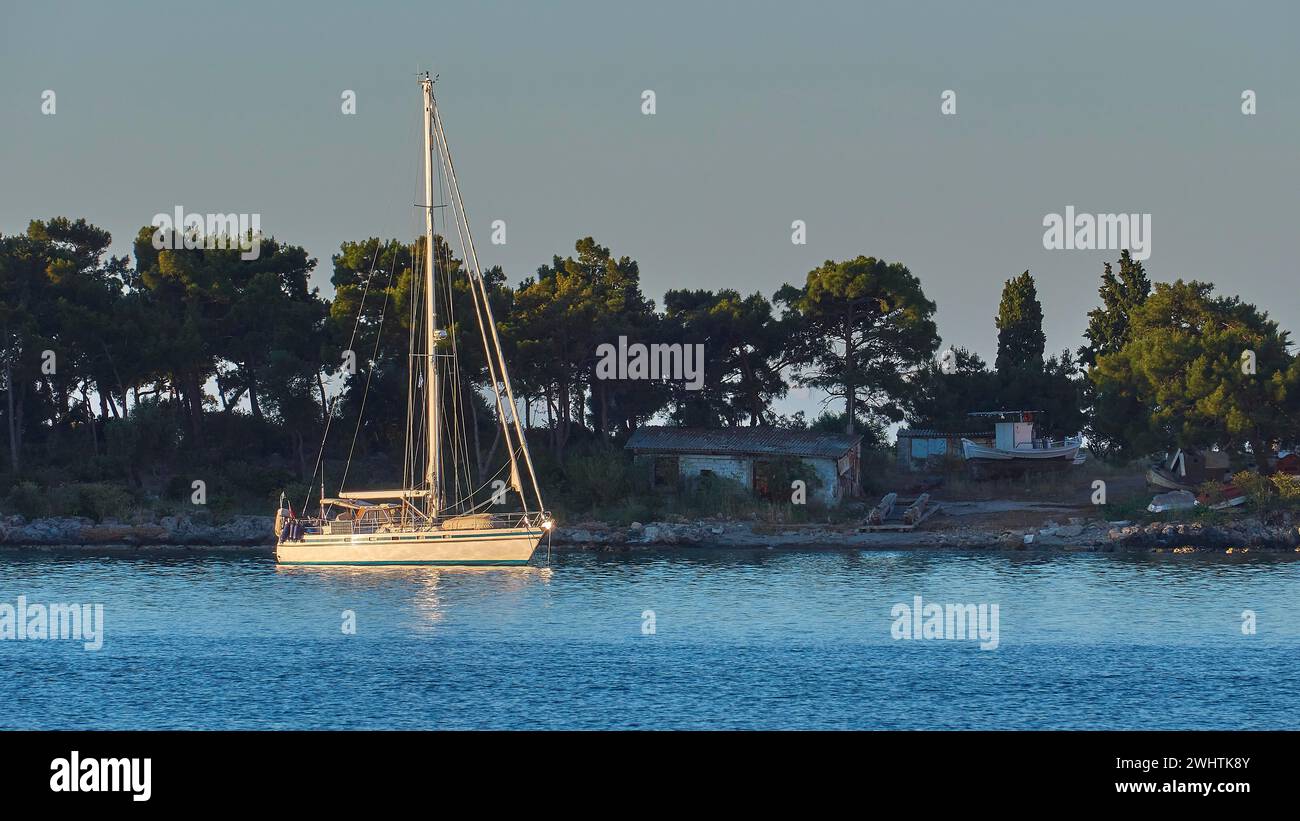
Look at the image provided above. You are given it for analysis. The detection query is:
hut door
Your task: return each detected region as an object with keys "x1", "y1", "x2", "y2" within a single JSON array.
[{"x1": 753, "y1": 459, "x2": 774, "y2": 499}]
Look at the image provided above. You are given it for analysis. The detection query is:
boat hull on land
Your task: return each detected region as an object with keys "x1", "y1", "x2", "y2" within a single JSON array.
[{"x1": 961, "y1": 437, "x2": 1081, "y2": 462}]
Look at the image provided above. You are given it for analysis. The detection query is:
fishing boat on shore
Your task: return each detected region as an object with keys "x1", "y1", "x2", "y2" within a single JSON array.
[
  {"x1": 274, "y1": 74, "x2": 551, "y2": 566},
  {"x1": 960, "y1": 410, "x2": 1082, "y2": 466}
]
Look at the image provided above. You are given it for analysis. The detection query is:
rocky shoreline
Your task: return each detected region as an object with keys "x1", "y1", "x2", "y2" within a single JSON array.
[
  {"x1": 1, "y1": 511, "x2": 1299, "y2": 556},
  {"x1": 0, "y1": 514, "x2": 275, "y2": 552},
  {"x1": 560, "y1": 515, "x2": 1300, "y2": 554}
]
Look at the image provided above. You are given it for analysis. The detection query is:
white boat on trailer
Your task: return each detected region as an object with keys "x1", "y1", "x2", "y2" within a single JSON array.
[
  {"x1": 274, "y1": 74, "x2": 552, "y2": 566},
  {"x1": 960, "y1": 410, "x2": 1082, "y2": 463}
]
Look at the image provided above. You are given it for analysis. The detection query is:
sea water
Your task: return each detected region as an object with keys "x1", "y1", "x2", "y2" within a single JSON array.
[{"x1": 1, "y1": 549, "x2": 1296, "y2": 729}]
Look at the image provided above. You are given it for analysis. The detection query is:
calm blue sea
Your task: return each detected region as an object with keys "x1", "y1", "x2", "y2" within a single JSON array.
[{"x1": 1, "y1": 549, "x2": 1297, "y2": 729}]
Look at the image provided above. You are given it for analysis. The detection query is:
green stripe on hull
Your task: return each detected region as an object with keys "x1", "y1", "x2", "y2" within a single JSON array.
[{"x1": 277, "y1": 559, "x2": 532, "y2": 566}]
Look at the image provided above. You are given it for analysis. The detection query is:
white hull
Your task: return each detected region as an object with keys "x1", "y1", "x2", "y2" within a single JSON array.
[
  {"x1": 962, "y1": 437, "x2": 1081, "y2": 461},
  {"x1": 276, "y1": 526, "x2": 544, "y2": 566}
]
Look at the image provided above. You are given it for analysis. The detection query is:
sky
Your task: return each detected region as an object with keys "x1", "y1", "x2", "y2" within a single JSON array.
[{"x1": 3, "y1": 0, "x2": 1298, "y2": 419}]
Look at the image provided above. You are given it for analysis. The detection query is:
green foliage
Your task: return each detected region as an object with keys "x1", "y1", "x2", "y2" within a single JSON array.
[
  {"x1": 1230, "y1": 470, "x2": 1300, "y2": 512},
  {"x1": 1271, "y1": 472, "x2": 1300, "y2": 503},
  {"x1": 508, "y1": 237, "x2": 665, "y2": 455},
  {"x1": 1231, "y1": 471, "x2": 1273, "y2": 511},
  {"x1": 1080, "y1": 251, "x2": 1151, "y2": 367},
  {"x1": 1090, "y1": 280, "x2": 1299, "y2": 464},
  {"x1": 10, "y1": 212, "x2": 1298, "y2": 529},
  {"x1": 70, "y1": 482, "x2": 136, "y2": 520},
  {"x1": 995, "y1": 271, "x2": 1046, "y2": 374},
  {"x1": 1079, "y1": 252, "x2": 1153, "y2": 458},
  {"x1": 905, "y1": 347, "x2": 997, "y2": 432},
  {"x1": 908, "y1": 272, "x2": 1082, "y2": 439},
  {"x1": 563, "y1": 444, "x2": 634, "y2": 508},
  {"x1": 104, "y1": 398, "x2": 180, "y2": 480},
  {"x1": 756, "y1": 456, "x2": 824, "y2": 501},
  {"x1": 994, "y1": 349, "x2": 1085, "y2": 439},
  {"x1": 2, "y1": 480, "x2": 135, "y2": 521},
  {"x1": 778, "y1": 256, "x2": 939, "y2": 434},
  {"x1": 661, "y1": 289, "x2": 791, "y2": 426},
  {"x1": 3, "y1": 481, "x2": 47, "y2": 519},
  {"x1": 679, "y1": 472, "x2": 761, "y2": 517}
]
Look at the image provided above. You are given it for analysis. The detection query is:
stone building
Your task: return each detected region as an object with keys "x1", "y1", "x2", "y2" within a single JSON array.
[{"x1": 624, "y1": 426, "x2": 862, "y2": 505}]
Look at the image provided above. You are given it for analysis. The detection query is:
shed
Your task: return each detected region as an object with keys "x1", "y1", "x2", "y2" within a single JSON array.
[
  {"x1": 896, "y1": 429, "x2": 993, "y2": 471},
  {"x1": 1164, "y1": 448, "x2": 1231, "y2": 484},
  {"x1": 624, "y1": 426, "x2": 862, "y2": 505}
]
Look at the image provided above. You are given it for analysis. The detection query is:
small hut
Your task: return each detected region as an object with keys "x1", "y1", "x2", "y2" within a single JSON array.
[
  {"x1": 895, "y1": 429, "x2": 993, "y2": 471},
  {"x1": 1163, "y1": 448, "x2": 1231, "y2": 484},
  {"x1": 624, "y1": 426, "x2": 862, "y2": 505}
]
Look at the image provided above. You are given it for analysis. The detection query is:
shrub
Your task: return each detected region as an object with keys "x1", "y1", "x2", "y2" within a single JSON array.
[
  {"x1": 562, "y1": 445, "x2": 632, "y2": 510},
  {"x1": 1270, "y1": 472, "x2": 1300, "y2": 505},
  {"x1": 1233, "y1": 470, "x2": 1275, "y2": 511},
  {"x1": 2, "y1": 481, "x2": 136, "y2": 521},
  {"x1": 165, "y1": 475, "x2": 194, "y2": 501},
  {"x1": 679, "y1": 473, "x2": 758, "y2": 518},
  {"x1": 755, "y1": 456, "x2": 824, "y2": 503},
  {"x1": 217, "y1": 461, "x2": 295, "y2": 502},
  {"x1": 3, "y1": 481, "x2": 49, "y2": 519},
  {"x1": 104, "y1": 399, "x2": 180, "y2": 477},
  {"x1": 74, "y1": 482, "x2": 136, "y2": 521}
]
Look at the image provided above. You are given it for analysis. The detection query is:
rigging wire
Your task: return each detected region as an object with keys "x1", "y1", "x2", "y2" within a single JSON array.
[
  {"x1": 300, "y1": 239, "x2": 385, "y2": 514},
  {"x1": 337, "y1": 240, "x2": 398, "y2": 494},
  {"x1": 431, "y1": 97, "x2": 544, "y2": 512},
  {"x1": 432, "y1": 107, "x2": 521, "y2": 511}
]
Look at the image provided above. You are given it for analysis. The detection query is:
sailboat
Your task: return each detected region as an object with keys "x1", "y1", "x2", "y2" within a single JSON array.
[{"x1": 274, "y1": 73, "x2": 552, "y2": 566}]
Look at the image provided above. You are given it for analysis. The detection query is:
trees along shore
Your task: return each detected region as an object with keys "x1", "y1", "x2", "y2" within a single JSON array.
[{"x1": 2, "y1": 220, "x2": 1297, "y2": 522}]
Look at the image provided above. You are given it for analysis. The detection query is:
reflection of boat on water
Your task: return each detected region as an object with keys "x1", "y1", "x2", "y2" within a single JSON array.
[
  {"x1": 275, "y1": 563, "x2": 553, "y2": 584},
  {"x1": 960, "y1": 410, "x2": 1082, "y2": 467},
  {"x1": 275, "y1": 564, "x2": 553, "y2": 626},
  {"x1": 274, "y1": 74, "x2": 551, "y2": 566}
]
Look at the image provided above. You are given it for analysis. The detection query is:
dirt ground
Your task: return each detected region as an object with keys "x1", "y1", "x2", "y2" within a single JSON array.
[
  {"x1": 931, "y1": 501, "x2": 1095, "y2": 531},
  {"x1": 861, "y1": 462, "x2": 1155, "y2": 533}
]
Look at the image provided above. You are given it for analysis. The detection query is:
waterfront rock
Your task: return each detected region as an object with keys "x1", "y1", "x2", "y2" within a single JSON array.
[
  {"x1": 5, "y1": 508, "x2": 1300, "y2": 555},
  {"x1": 79, "y1": 523, "x2": 169, "y2": 545},
  {"x1": 996, "y1": 531, "x2": 1022, "y2": 549},
  {"x1": 0, "y1": 516, "x2": 92, "y2": 545},
  {"x1": 0, "y1": 513, "x2": 275, "y2": 547}
]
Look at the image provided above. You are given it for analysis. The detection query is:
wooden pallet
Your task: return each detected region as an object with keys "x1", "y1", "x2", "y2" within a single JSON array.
[{"x1": 858, "y1": 493, "x2": 942, "y2": 532}]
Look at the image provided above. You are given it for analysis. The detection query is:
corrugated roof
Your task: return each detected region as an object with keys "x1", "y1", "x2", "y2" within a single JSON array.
[{"x1": 625, "y1": 426, "x2": 861, "y2": 459}]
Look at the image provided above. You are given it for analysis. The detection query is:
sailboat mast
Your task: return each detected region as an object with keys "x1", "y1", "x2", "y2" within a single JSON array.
[{"x1": 421, "y1": 74, "x2": 442, "y2": 516}]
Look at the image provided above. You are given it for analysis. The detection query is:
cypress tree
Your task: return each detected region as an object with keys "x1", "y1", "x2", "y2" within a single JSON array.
[{"x1": 994, "y1": 271, "x2": 1046, "y2": 375}]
